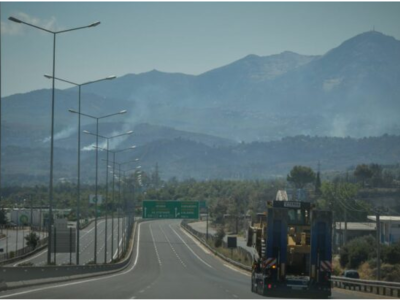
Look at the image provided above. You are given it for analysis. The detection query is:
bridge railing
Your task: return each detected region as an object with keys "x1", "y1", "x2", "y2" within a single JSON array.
[{"x1": 331, "y1": 276, "x2": 400, "y2": 298}]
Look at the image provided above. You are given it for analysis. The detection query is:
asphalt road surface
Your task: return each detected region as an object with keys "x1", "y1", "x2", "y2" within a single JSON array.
[
  {"x1": 0, "y1": 229, "x2": 45, "y2": 255},
  {"x1": 0, "y1": 219, "x2": 388, "y2": 299},
  {"x1": 10, "y1": 217, "x2": 127, "y2": 266}
]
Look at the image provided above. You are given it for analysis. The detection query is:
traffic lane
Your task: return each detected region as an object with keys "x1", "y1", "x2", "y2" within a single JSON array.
[
  {"x1": 165, "y1": 220, "x2": 383, "y2": 300},
  {"x1": 141, "y1": 222, "x2": 235, "y2": 299},
  {"x1": 0, "y1": 221, "x2": 161, "y2": 299},
  {"x1": 0, "y1": 220, "x2": 381, "y2": 299},
  {"x1": 161, "y1": 220, "x2": 263, "y2": 299},
  {"x1": 0, "y1": 229, "x2": 40, "y2": 252}
]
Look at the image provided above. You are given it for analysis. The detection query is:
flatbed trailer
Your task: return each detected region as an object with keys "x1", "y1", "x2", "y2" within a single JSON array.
[{"x1": 248, "y1": 201, "x2": 332, "y2": 298}]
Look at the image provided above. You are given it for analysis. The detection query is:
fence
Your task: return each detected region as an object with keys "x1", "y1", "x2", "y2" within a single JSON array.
[
  {"x1": 0, "y1": 220, "x2": 138, "y2": 287},
  {"x1": 0, "y1": 226, "x2": 48, "y2": 263}
]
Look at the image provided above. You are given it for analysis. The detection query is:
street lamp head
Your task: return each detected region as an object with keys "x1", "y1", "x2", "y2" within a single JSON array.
[
  {"x1": 68, "y1": 109, "x2": 78, "y2": 114},
  {"x1": 44, "y1": 74, "x2": 53, "y2": 79},
  {"x1": 131, "y1": 146, "x2": 136, "y2": 149},
  {"x1": 119, "y1": 110, "x2": 127, "y2": 114},
  {"x1": 9, "y1": 16, "x2": 22, "y2": 23},
  {"x1": 107, "y1": 75, "x2": 117, "y2": 80},
  {"x1": 83, "y1": 130, "x2": 90, "y2": 134},
  {"x1": 89, "y1": 21, "x2": 101, "y2": 27},
  {"x1": 126, "y1": 130, "x2": 134, "y2": 134}
]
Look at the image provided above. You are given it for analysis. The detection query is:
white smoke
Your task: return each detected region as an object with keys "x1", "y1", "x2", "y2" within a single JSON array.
[
  {"x1": 81, "y1": 140, "x2": 107, "y2": 152},
  {"x1": 43, "y1": 126, "x2": 76, "y2": 143},
  {"x1": 330, "y1": 115, "x2": 350, "y2": 137}
]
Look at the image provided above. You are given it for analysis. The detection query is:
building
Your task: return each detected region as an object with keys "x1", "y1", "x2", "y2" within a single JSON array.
[
  {"x1": 7, "y1": 208, "x2": 71, "y2": 227},
  {"x1": 367, "y1": 215, "x2": 400, "y2": 244},
  {"x1": 335, "y1": 222, "x2": 376, "y2": 248}
]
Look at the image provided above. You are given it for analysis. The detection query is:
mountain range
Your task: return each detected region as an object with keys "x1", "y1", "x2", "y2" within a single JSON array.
[{"x1": 2, "y1": 31, "x2": 400, "y2": 184}]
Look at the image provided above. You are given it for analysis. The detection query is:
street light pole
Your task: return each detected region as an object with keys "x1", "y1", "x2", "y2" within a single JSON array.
[
  {"x1": 45, "y1": 74, "x2": 116, "y2": 265},
  {"x1": 83, "y1": 130, "x2": 133, "y2": 263},
  {"x1": 9, "y1": 16, "x2": 101, "y2": 265},
  {"x1": 99, "y1": 148, "x2": 137, "y2": 261},
  {"x1": 70, "y1": 110, "x2": 127, "y2": 264}
]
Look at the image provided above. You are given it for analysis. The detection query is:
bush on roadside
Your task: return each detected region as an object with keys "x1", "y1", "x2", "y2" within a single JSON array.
[
  {"x1": 382, "y1": 241, "x2": 400, "y2": 265},
  {"x1": 214, "y1": 226, "x2": 225, "y2": 248},
  {"x1": 381, "y1": 264, "x2": 400, "y2": 282},
  {"x1": 340, "y1": 235, "x2": 375, "y2": 269}
]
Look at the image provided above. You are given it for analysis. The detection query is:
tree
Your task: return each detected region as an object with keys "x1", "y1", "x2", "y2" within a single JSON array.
[
  {"x1": 287, "y1": 166, "x2": 316, "y2": 189},
  {"x1": 315, "y1": 172, "x2": 322, "y2": 195},
  {"x1": 214, "y1": 226, "x2": 225, "y2": 248},
  {"x1": 0, "y1": 208, "x2": 7, "y2": 226},
  {"x1": 340, "y1": 235, "x2": 375, "y2": 269},
  {"x1": 25, "y1": 232, "x2": 40, "y2": 249},
  {"x1": 354, "y1": 164, "x2": 373, "y2": 187},
  {"x1": 151, "y1": 162, "x2": 161, "y2": 189}
]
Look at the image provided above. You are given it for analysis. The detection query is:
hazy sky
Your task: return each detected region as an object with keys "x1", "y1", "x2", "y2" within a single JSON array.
[{"x1": 1, "y1": 2, "x2": 400, "y2": 96}]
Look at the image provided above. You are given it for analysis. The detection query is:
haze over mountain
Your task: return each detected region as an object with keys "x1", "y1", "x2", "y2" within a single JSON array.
[{"x1": 2, "y1": 31, "x2": 400, "y2": 184}]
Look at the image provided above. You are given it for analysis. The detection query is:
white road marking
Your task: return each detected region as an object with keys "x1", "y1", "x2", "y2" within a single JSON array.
[
  {"x1": 169, "y1": 224, "x2": 212, "y2": 269},
  {"x1": 149, "y1": 225, "x2": 162, "y2": 266},
  {"x1": 179, "y1": 226, "x2": 211, "y2": 255},
  {"x1": 159, "y1": 225, "x2": 186, "y2": 268},
  {"x1": 0, "y1": 221, "x2": 145, "y2": 299},
  {"x1": 223, "y1": 263, "x2": 250, "y2": 276}
]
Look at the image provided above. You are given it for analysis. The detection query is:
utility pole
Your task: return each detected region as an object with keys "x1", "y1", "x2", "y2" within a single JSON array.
[
  {"x1": 206, "y1": 205, "x2": 209, "y2": 241},
  {"x1": 30, "y1": 195, "x2": 33, "y2": 231},
  {"x1": 344, "y1": 206, "x2": 348, "y2": 245},
  {"x1": 374, "y1": 206, "x2": 387, "y2": 281},
  {"x1": 375, "y1": 208, "x2": 382, "y2": 281}
]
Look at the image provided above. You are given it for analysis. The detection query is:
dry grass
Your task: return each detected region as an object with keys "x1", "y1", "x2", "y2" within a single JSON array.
[
  {"x1": 206, "y1": 240, "x2": 252, "y2": 267},
  {"x1": 358, "y1": 262, "x2": 374, "y2": 280}
]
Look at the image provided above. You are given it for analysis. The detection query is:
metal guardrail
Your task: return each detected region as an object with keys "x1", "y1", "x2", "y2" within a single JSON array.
[{"x1": 331, "y1": 276, "x2": 400, "y2": 297}]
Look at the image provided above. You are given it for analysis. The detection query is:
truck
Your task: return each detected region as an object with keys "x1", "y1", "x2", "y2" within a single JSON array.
[{"x1": 247, "y1": 200, "x2": 332, "y2": 298}]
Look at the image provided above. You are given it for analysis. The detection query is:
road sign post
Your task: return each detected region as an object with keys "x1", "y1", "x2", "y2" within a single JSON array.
[{"x1": 142, "y1": 201, "x2": 199, "y2": 219}]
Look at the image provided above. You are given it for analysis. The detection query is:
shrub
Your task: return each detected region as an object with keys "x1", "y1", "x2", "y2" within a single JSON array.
[
  {"x1": 340, "y1": 235, "x2": 375, "y2": 269},
  {"x1": 381, "y1": 264, "x2": 400, "y2": 282},
  {"x1": 25, "y1": 232, "x2": 40, "y2": 249},
  {"x1": 214, "y1": 226, "x2": 225, "y2": 248},
  {"x1": 382, "y1": 242, "x2": 400, "y2": 265}
]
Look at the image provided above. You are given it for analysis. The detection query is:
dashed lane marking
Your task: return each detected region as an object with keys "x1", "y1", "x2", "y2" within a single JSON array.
[{"x1": 159, "y1": 225, "x2": 186, "y2": 268}]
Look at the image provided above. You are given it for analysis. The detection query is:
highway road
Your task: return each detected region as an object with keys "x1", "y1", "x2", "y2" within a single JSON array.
[
  {"x1": 0, "y1": 229, "x2": 45, "y2": 255},
  {"x1": 0, "y1": 220, "x2": 387, "y2": 299},
  {"x1": 11, "y1": 217, "x2": 127, "y2": 266}
]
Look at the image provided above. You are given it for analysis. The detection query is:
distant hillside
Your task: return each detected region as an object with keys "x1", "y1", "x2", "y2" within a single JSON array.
[{"x1": 3, "y1": 134, "x2": 400, "y2": 185}]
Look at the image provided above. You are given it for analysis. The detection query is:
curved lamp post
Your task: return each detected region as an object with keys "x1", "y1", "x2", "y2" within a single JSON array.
[
  {"x1": 84, "y1": 130, "x2": 133, "y2": 263},
  {"x1": 9, "y1": 15, "x2": 100, "y2": 265},
  {"x1": 69, "y1": 110, "x2": 126, "y2": 264},
  {"x1": 45, "y1": 74, "x2": 116, "y2": 265}
]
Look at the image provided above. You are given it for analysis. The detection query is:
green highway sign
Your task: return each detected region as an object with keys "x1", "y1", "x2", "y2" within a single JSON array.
[{"x1": 142, "y1": 201, "x2": 199, "y2": 219}]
